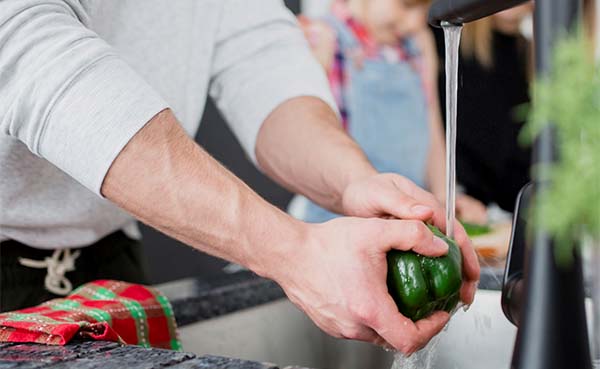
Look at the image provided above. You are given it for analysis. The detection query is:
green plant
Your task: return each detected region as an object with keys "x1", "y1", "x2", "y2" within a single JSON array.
[{"x1": 521, "y1": 29, "x2": 600, "y2": 260}]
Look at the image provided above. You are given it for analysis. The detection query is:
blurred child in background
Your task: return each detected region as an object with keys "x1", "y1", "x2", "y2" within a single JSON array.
[{"x1": 291, "y1": 0, "x2": 487, "y2": 224}]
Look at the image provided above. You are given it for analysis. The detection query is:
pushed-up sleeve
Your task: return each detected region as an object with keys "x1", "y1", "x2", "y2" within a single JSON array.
[
  {"x1": 0, "y1": 0, "x2": 169, "y2": 195},
  {"x1": 209, "y1": 0, "x2": 338, "y2": 165}
]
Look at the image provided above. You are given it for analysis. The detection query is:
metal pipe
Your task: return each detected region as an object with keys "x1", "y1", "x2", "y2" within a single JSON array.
[
  {"x1": 501, "y1": 183, "x2": 532, "y2": 327},
  {"x1": 510, "y1": 1, "x2": 591, "y2": 367}
]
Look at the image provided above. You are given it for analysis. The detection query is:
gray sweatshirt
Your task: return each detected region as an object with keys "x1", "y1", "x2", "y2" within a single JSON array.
[{"x1": 0, "y1": 0, "x2": 335, "y2": 249}]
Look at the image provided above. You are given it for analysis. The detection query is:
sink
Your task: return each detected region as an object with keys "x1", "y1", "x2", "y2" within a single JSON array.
[
  {"x1": 179, "y1": 289, "x2": 517, "y2": 369},
  {"x1": 432, "y1": 290, "x2": 517, "y2": 369}
]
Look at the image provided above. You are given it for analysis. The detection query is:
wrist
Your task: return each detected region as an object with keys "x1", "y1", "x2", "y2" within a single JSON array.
[
  {"x1": 243, "y1": 207, "x2": 311, "y2": 282},
  {"x1": 337, "y1": 165, "x2": 378, "y2": 214}
]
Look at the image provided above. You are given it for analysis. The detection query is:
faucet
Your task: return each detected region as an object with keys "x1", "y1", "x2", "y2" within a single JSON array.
[
  {"x1": 428, "y1": 1, "x2": 592, "y2": 368},
  {"x1": 428, "y1": 0, "x2": 528, "y2": 27}
]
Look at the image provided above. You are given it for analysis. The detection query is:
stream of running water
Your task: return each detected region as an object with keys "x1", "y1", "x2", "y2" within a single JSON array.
[
  {"x1": 390, "y1": 22, "x2": 463, "y2": 369},
  {"x1": 442, "y1": 22, "x2": 462, "y2": 239}
]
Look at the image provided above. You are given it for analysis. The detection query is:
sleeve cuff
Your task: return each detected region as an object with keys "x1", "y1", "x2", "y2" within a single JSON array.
[{"x1": 38, "y1": 56, "x2": 169, "y2": 196}]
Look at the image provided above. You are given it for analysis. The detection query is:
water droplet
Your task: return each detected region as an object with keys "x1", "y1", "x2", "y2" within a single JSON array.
[{"x1": 383, "y1": 345, "x2": 396, "y2": 353}]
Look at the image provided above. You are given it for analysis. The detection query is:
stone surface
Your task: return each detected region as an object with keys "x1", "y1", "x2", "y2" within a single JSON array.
[
  {"x1": 0, "y1": 342, "x2": 295, "y2": 369},
  {"x1": 159, "y1": 272, "x2": 286, "y2": 327},
  {"x1": 170, "y1": 356, "x2": 278, "y2": 369}
]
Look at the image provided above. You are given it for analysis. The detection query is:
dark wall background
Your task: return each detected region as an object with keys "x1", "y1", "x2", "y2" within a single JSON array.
[{"x1": 142, "y1": 0, "x2": 300, "y2": 284}]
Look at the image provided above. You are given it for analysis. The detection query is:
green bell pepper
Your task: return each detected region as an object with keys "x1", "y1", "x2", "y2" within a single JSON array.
[{"x1": 386, "y1": 225, "x2": 462, "y2": 321}]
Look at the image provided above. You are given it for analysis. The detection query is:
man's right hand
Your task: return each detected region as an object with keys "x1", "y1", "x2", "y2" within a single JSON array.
[
  {"x1": 269, "y1": 217, "x2": 452, "y2": 355},
  {"x1": 102, "y1": 108, "x2": 462, "y2": 355}
]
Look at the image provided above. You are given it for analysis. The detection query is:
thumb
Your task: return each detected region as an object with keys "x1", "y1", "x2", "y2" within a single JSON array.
[
  {"x1": 373, "y1": 188, "x2": 435, "y2": 221},
  {"x1": 375, "y1": 219, "x2": 448, "y2": 257}
]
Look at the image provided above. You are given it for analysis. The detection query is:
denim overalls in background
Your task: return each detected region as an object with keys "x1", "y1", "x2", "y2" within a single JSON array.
[{"x1": 291, "y1": 15, "x2": 431, "y2": 223}]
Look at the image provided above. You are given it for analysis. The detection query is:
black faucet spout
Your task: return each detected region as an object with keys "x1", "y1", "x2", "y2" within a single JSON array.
[{"x1": 428, "y1": 0, "x2": 529, "y2": 27}]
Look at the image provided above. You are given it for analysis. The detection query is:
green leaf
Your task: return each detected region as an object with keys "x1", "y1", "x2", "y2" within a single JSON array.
[{"x1": 522, "y1": 28, "x2": 600, "y2": 260}]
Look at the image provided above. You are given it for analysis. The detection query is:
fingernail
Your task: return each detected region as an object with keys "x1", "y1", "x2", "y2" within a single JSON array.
[
  {"x1": 411, "y1": 205, "x2": 431, "y2": 216},
  {"x1": 433, "y1": 236, "x2": 449, "y2": 253}
]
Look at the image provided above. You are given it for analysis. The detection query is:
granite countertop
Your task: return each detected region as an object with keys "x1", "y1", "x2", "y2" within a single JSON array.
[
  {"x1": 157, "y1": 270, "x2": 286, "y2": 327},
  {"x1": 0, "y1": 341, "x2": 310, "y2": 369}
]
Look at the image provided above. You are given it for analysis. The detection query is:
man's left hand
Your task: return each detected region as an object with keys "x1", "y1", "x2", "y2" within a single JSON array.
[{"x1": 341, "y1": 173, "x2": 480, "y2": 305}]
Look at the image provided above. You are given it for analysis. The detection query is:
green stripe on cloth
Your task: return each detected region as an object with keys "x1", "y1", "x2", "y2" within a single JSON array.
[
  {"x1": 153, "y1": 290, "x2": 181, "y2": 350},
  {"x1": 122, "y1": 300, "x2": 150, "y2": 347},
  {"x1": 49, "y1": 300, "x2": 80, "y2": 310},
  {"x1": 82, "y1": 309, "x2": 112, "y2": 323},
  {"x1": 48, "y1": 300, "x2": 112, "y2": 324},
  {"x1": 71, "y1": 285, "x2": 117, "y2": 300},
  {"x1": 156, "y1": 295, "x2": 174, "y2": 317},
  {"x1": 170, "y1": 338, "x2": 182, "y2": 351},
  {"x1": 2, "y1": 313, "x2": 34, "y2": 322},
  {"x1": 92, "y1": 287, "x2": 117, "y2": 300}
]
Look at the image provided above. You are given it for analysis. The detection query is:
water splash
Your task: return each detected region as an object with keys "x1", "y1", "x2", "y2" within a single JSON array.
[{"x1": 390, "y1": 335, "x2": 443, "y2": 369}]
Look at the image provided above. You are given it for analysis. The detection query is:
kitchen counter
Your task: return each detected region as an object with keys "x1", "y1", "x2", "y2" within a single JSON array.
[
  {"x1": 158, "y1": 271, "x2": 285, "y2": 327},
  {"x1": 0, "y1": 341, "x2": 310, "y2": 369}
]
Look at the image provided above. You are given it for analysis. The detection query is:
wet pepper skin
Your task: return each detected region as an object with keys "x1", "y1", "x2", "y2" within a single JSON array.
[{"x1": 386, "y1": 225, "x2": 462, "y2": 321}]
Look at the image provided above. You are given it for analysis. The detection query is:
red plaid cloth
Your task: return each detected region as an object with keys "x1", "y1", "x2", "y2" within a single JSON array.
[{"x1": 0, "y1": 280, "x2": 181, "y2": 350}]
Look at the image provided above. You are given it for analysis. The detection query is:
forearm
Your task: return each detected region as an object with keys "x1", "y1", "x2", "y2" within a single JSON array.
[
  {"x1": 427, "y1": 119, "x2": 447, "y2": 202},
  {"x1": 102, "y1": 109, "x2": 305, "y2": 278},
  {"x1": 256, "y1": 96, "x2": 376, "y2": 213}
]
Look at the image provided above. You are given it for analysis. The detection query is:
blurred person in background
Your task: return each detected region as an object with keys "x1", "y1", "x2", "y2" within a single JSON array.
[
  {"x1": 432, "y1": 3, "x2": 534, "y2": 213},
  {"x1": 292, "y1": 0, "x2": 488, "y2": 224}
]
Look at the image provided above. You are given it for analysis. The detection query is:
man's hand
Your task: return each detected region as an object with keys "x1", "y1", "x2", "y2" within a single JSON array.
[
  {"x1": 104, "y1": 105, "x2": 478, "y2": 355},
  {"x1": 342, "y1": 173, "x2": 441, "y2": 220},
  {"x1": 273, "y1": 217, "x2": 452, "y2": 354},
  {"x1": 341, "y1": 173, "x2": 480, "y2": 306}
]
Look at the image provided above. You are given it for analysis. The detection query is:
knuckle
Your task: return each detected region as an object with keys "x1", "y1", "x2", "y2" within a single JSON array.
[
  {"x1": 340, "y1": 326, "x2": 363, "y2": 340},
  {"x1": 391, "y1": 174, "x2": 410, "y2": 186},
  {"x1": 365, "y1": 219, "x2": 386, "y2": 238},
  {"x1": 350, "y1": 304, "x2": 378, "y2": 326},
  {"x1": 318, "y1": 322, "x2": 343, "y2": 339},
  {"x1": 407, "y1": 221, "x2": 429, "y2": 243},
  {"x1": 398, "y1": 342, "x2": 417, "y2": 355}
]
